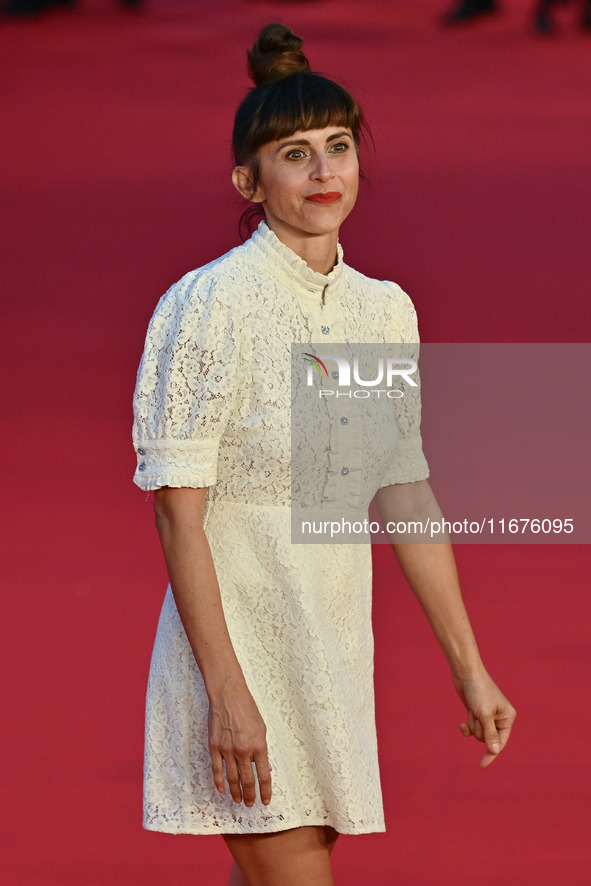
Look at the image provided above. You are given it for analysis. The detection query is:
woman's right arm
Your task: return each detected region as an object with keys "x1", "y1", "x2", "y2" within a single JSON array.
[{"x1": 153, "y1": 486, "x2": 272, "y2": 807}]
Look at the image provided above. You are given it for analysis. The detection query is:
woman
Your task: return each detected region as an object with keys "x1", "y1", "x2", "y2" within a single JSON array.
[{"x1": 132, "y1": 23, "x2": 516, "y2": 886}]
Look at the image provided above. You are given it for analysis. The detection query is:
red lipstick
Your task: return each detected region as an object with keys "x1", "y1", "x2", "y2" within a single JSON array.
[{"x1": 305, "y1": 192, "x2": 342, "y2": 204}]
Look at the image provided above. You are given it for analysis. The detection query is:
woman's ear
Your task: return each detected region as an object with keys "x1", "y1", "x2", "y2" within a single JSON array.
[{"x1": 232, "y1": 166, "x2": 264, "y2": 203}]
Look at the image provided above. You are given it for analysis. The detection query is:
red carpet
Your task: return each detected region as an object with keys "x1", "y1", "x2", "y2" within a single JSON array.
[{"x1": 2, "y1": 1, "x2": 590, "y2": 883}]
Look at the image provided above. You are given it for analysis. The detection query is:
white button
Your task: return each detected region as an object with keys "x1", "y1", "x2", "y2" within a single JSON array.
[
  {"x1": 340, "y1": 416, "x2": 349, "y2": 425},
  {"x1": 137, "y1": 447, "x2": 146, "y2": 456},
  {"x1": 321, "y1": 326, "x2": 330, "y2": 335},
  {"x1": 138, "y1": 462, "x2": 146, "y2": 472},
  {"x1": 341, "y1": 467, "x2": 349, "y2": 476}
]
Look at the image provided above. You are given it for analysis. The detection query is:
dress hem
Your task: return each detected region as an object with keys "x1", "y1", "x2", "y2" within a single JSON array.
[{"x1": 143, "y1": 818, "x2": 387, "y2": 837}]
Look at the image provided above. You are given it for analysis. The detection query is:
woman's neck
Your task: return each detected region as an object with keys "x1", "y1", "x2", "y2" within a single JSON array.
[{"x1": 263, "y1": 219, "x2": 339, "y2": 275}]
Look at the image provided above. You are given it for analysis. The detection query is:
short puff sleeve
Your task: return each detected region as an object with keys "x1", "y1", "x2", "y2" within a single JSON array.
[
  {"x1": 378, "y1": 283, "x2": 430, "y2": 487},
  {"x1": 132, "y1": 271, "x2": 240, "y2": 491}
]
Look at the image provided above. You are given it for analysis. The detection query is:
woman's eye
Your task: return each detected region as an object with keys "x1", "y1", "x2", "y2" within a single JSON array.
[
  {"x1": 329, "y1": 142, "x2": 349, "y2": 154},
  {"x1": 285, "y1": 149, "x2": 307, "y2": 161}
]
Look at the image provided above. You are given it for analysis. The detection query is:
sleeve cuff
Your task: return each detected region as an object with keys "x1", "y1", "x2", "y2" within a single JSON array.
[
  {"x1": 378, "y1": 437, "x2": 430, "y2": 487},
  {"x1": 132, "y1": 438, "x2": 219, "y2": 491}
]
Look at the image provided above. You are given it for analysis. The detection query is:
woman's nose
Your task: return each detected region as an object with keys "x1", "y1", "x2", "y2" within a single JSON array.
[{"x1": 311, "y1": 155, "x2": 334, "y2": 181}]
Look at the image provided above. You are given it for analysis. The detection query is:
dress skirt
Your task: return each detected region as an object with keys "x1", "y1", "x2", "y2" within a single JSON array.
[{"x1": 143, "y1": 501, "x2": 386, "y2": 835}]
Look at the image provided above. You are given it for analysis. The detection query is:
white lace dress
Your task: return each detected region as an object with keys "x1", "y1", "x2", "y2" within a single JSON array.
[{"x1": 132, "y1": 222, "x2": 429, "y2": 835}]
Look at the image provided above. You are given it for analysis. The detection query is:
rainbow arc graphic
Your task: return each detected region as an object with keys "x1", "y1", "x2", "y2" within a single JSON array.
[{"x1": 303, "y1": 353, "x2": 328, "y2": 377}]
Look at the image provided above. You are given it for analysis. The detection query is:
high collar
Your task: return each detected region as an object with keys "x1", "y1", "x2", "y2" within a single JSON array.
[{"x1": 250, "y1": 221, "x2": 344, "y2": 303}]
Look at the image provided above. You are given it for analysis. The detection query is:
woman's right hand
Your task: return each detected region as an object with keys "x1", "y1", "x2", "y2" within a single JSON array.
[
  {"x1": 208, "y1": 679, "x2": 273, "y2": 807},
  {"x1": 153, "y1": 487, "x2": 272, "y2": 806}
]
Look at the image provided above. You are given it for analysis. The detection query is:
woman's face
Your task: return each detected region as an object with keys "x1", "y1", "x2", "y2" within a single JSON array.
[{"x1": 235, "y1": 126, "x2": 359, "y2": 247}]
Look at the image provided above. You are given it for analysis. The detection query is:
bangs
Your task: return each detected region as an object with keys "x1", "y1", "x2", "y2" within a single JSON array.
[{"x1": 233, "y1": 72, "x2": 364, "y2": 164}]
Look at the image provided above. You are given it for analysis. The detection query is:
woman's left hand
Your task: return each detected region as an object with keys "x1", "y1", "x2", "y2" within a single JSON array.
[{"x1": 453, "y1": 670, "x2": 517, "y2": 768}]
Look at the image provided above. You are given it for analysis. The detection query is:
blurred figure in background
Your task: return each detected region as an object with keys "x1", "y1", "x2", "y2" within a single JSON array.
[
  {"x1": 442, "y1": 0, "x2": 499, "y2": 22},
  {"x1": 441, "y1": 0, "x2": 591, "y2": 32},
  {"x1": 2, "y1": 0, "x2": 141, "y2": 16},
  {"x1": 533, "y1": 0, "x2": 591, "y2": 32}
]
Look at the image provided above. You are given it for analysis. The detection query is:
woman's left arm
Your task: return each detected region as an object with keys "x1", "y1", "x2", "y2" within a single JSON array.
[{"x1": 374, "y1": 480, "x2": 517, "y2": 768}]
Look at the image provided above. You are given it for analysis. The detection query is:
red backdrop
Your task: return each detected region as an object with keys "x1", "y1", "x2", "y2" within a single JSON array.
[{"x1": 2, "y1": 1, "x2": 590, "y2": 883}]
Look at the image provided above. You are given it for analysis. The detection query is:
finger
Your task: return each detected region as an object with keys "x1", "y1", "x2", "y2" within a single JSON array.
[
  {"x1": 210, "y1": 749, "x2": 226, "y2": 794},
  {"x1": 224, "y1": 756, "x2": 243, "y2": 804},
  {"x1": 462, "y1": 712, "x2": 484, "y2": 741},
  {"x1": 473, "y1": 716, "x2": 487, "y2": 743},
  {"x1": 467, "y1": 711, "x2": 478, "y2": 737},
  {"x1": 479, "y1": 749, "x2": 498, "y2": 768},
  {"x1": 496, "y1": 711, "x2": 517, "y2": 749},
  {"x1": 237, "y1": 757, "x2": 257, "y2": 808},
  {"x1": 481, "y1": 714, "x2": 502, "y2": 757},
  {"x1": 253, "y1": 750, "x2": 273, "y2": 806}
]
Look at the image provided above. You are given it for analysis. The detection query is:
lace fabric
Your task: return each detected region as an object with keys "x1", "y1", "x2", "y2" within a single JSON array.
[{"x1": 133, "y1": 222, "x2": 429, "y2": 835}]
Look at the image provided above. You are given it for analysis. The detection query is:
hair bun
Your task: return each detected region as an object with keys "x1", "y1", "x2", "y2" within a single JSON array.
[{"x1": 247, "y1": 23, "x2": 311, "y2": 87}]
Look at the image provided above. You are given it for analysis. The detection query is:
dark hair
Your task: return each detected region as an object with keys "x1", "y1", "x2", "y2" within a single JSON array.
[{"x1": 233, "y1": 23, "x2": 368, "y2": 237}]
